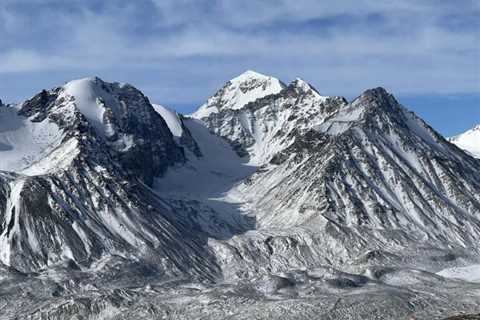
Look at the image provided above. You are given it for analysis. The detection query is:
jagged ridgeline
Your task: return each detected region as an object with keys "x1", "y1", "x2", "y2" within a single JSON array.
[{"x1": 0, "y1": 71, "x2": 479, "y2": 319}]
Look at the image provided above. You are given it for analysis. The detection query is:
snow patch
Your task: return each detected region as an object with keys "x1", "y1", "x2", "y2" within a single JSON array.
[
  {"x1": 437, "y1": 264, "x2": 480, "y2": 283},
  {"x1": 22, "y1": 138, "x2": 80, "y2": 175},
  {"x1": 0, "y1": 105, "x2": 64, "y2": 174},
  {"x1": 314, "y1": 105, "x2": 363, "y2": 136}
]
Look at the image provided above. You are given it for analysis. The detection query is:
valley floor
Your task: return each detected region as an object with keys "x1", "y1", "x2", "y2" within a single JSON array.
[{"x1": 2, "y1": 264, "x2": 480, "y2": 320}]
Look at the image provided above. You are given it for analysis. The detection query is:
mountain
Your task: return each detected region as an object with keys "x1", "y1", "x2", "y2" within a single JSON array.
[
  {"x1": 190, "y1": 74, "x2": 480, "y2": 280},
  {"x1": 1, "y1": 72, "x2": 480, "y2": 319},
  {"x1": 449, "y1": 124, "x2": 480, "y2": 158},
  {"x1": 192, "y1": 72, "x2": 346, "y2": 163},
  {"x1": 0, "y1": 77, "x2": 221, "y2": 277}
]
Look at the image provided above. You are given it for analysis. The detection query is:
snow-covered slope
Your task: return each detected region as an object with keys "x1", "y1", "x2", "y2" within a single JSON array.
[
  {"x1": 0, "y1": 104, "x2": 64, "y2": 174},
  {"x1": 155, "y1": 118, "x2": 254, "y2": 197},
  {"x1": 449, "y1": 124, "x2": 480, "y2": 158},
  {"x1": 153, "y1": 103, "x2": 201, "y2": 156},
  {"x1": 152, "y1": 104, "x2": 183, "y2": 138}
]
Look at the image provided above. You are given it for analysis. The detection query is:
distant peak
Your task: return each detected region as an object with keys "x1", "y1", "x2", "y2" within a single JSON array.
[
  {"x1": 451, "y1": 124, "x2": 480, "y2": 140},
  {"x1": 293, "y1": 77, "x2": 309, "y2": 85}
]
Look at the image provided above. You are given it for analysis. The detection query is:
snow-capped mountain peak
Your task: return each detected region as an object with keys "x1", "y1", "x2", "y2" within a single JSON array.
[
  {"x1": 191, "y1": 73, "x2": 348, "y2": 164},
  {"x1": 62, "y1": 77, "x2": 111, "y2": 135},
  {"x1": 449, "y1": 124, "x2": 480, "y2": 158},
  {"x1": 318, "y1": 87, "x2": 446, "y2": 151},
  {"x1": 0, "y1": 77, "x2": 184, "y2": 181},
  {"x1": 191, "y1": 70, "x2": 285, "y2": 118}
]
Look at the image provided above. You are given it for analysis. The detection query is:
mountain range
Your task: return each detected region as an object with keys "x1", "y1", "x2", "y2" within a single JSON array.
[{"x1": 0, "y1": 71, "x2": 479, "y2": 319}]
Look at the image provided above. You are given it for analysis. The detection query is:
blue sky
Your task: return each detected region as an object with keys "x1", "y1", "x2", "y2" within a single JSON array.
[{"x1": 0, "y1": 0, "x2": 479, "y2": 136}]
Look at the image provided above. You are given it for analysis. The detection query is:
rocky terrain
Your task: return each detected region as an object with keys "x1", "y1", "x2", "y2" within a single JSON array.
[{"x1": 0, "y1": 71, "x2": 479, "y2": 319}]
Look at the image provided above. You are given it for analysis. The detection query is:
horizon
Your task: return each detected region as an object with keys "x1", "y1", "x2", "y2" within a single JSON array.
[{"x1": 1, "y1": 0, "x2": 479, "y2": 136}]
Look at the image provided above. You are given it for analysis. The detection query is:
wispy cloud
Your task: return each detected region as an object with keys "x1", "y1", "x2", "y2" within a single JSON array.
[{"x1": 0, "y1": 0, "x2": 479, "y2": 102}]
